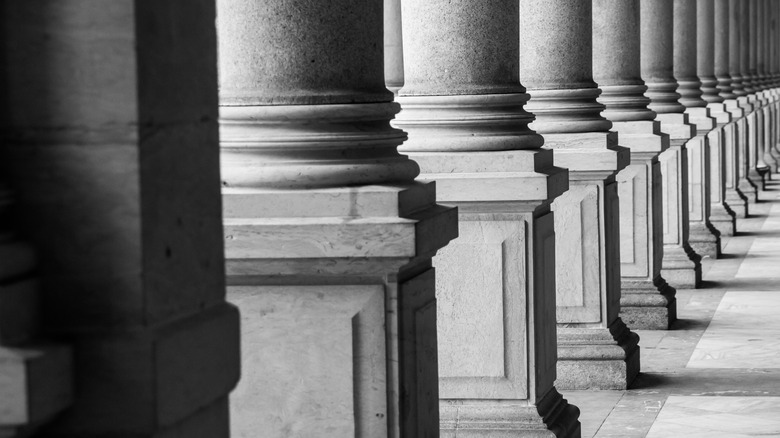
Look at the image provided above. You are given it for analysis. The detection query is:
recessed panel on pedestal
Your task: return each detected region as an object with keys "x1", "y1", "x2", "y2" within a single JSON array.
[
  {"x1": 435, "y1": 219, "x2": 528, "y2": 400},
  {"x1": 228, "y1": 285, "x2": 387, "y2": 438},
  {"x1": 554, "y1": 185, "x2": 602, "y2": 324},
  {"x1": 618, "y1": 165, "x2": 650, "y2": 278}
]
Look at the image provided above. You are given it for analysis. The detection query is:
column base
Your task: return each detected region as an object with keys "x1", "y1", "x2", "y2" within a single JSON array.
[
  {"x1": 440, "y1": 389, "x2": 581, "y2": 438},
  {"x1": 556, "y1": 319, "x2": 640, "y2": 390},
  {"x1": 689, "y1": 222, "x2": 721, "y2": 259},
  {"x1": 620, "y1": 276, "x2": 677, "y2": 330},
  {"x1": 661, "y1": 245, "x2": 702, "y2": 289},
  {"x1": 738, "y1": 177, "x2": 759, "y2": 203},
  {"x1": 709, "y1": 201, "x2": 737, "y2": 237},
  {"x1": 725, "y1": 187, "x2": 749, "y2": 218}
]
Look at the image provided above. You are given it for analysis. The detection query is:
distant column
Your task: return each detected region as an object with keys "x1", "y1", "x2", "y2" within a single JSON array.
[
  {"x1": 595, "y1": 0, "x2": 675, "y2": 330},
  {"x1": 702, "y1": 0, "x2": 738, "y2": 238},
  {"x1": 675, "y1": 0, "x2": 721, "y2": 259},
  {"x1": 739, "y1": 0, "x2": 763, "y2": 199},
  {"x1": 641, "y1": 0, "x2": 701, "y2": 289},
  {"x1": 516, "y1": 0, "x2": 636, "y2": 391}
]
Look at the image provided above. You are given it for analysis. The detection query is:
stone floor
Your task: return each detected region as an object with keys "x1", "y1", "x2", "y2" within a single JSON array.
[{"x1": 563, "y1": 176, "x2": 780, "y2": 438}]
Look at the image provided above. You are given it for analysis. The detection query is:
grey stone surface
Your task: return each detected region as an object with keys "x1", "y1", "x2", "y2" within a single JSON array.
[
  {"x1": 218, "y1": 0, "x2": 388, "y2": 105},
  {"x1": 217, "y1": 0, "x2": 419, "y2": 189},
  {"x1": 401, "y1": 0, "x2": 521, "y2": 96},
  {"x1": 593, "y1": 0, "x2": 656, "y2": 122}
]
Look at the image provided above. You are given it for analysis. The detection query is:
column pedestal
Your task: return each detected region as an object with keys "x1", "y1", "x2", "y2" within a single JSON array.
[
  {"x1": 686, "y1": 110, "x2": 721, "y2": 258},
  {"x1": 657, "y1": 114, "x2": 701, "y2": 289},
  {"x1": 544, "y1": 132, "x2": 636, "y2": 390},
  {"x1": 706, "y1": 105, "x2": 736, "y2": 236},
  {"x1": 406, "y1": 149, "x2": 578, "y2": 438},
  {"x1": 743, "y1": 97, "x2": 763, "y2": 199},
  {"x1": 613, "y1": 121, "x2": 676, "y2": 330},
  {"x1": 706, "y1": 114, "x2": 738, "y2": 237},
  {"x1": 224, "y1": 182, "x2": 456, "y2": 438},
  {"x1": 724, "y1": 100, "x2": 750, "y2": 217}
]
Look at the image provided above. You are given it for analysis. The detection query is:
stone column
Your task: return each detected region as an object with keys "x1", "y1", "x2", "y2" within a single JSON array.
[
  {"x1": 751, "y1": 0, "x2": 772, "y2": 183},
  {"x1": 514, "y1": 0, "x2": 636, "y2": 391},
  {"x1": 760, "y1": 0, "x2": 780, "y2": 172},
  {"x1": 217, "y1": 1, "x2": 458, "y2": 436},
  {"x1": 392, "y1": 1, "x2": 579, "y2": 435},
  {"x1": 740, "y1": 0, "x2": 763, "y2": 199},
  {"x1": 702, "y1": 0, "x2": 738, "y2": 238},
  {"x1": 675, "y1": 0, "x2": 721, "y2": 259},
  {"x1": 0, "y1": 185, "x2": 72, "y2": 437},
  {"x1": 595, "y1": 0, "x2": 674, "y2": 330},
  {"x1": 726, "y1": 0, "x2": 754, "y2": 216},
  {"x1": 384, "y1": 0, "x2": 404, "y2": 93},
  {"x1": 641, "y1": 0, "x2": 701, "y2": 289},
  {"x1": 1, "y1": 2, "x2": 240, "y2": 437}
]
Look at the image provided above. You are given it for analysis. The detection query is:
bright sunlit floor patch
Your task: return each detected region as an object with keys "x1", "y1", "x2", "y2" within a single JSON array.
[{"x1": 646, "y1": 396, "x2": 780, "y2": 437}]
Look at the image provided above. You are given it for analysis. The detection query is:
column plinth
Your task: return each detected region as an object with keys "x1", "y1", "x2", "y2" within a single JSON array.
[
  {"x1": 218, "y1": 1, "x2": 457, "y2": 436},
  {"x1": 642, "y1": 0, "x2": 701, "y2": 289},
  {"x1": 392, "y1": 0, "x2": 579, "y2": 435}
]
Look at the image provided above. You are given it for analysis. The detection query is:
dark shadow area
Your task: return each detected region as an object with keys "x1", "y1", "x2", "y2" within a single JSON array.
[
  {"x1": 712, "y1": 252, "x2": 741, "y2": 260},
  {"x1": 629, "y1": 372, "x2": 672, "y2": 390},
  {"x1": 714, "y1": 278, "x2": 780, "y2": 290},
  {"x1": 698, "y1": 279, "x2": 725, "y2": 288},
  {"x1": 735, "y1": 229, "x2": 780, "y2": 237},
  {"x1": 670, "y1": 318, "x2": 709, "y2": 331}
]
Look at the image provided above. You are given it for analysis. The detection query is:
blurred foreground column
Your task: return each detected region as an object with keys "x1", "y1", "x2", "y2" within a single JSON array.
[
  {"x1": 1, "y1": 2, "x2": 239, "y2": 436},
  {"x1": 218, "y1": 0, "x2": 457, "y2": 436}
]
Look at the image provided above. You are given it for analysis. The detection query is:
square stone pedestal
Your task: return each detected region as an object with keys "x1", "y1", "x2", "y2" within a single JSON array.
[
  {"x1": 223, "y1": 183, "x2": 457, "y2": 438},
  {"x1": 410, "y1": 149, "x2": 580, "y2": 438},
  {"x1": 656, "y1": 114, "x2": 701, "y2": 289},
  {"x1": 612, "y1": 120, "x2": 677, "y2": 330},
  {"x1": 542, "y1": 132, "x2": 638, "y2": 390}
]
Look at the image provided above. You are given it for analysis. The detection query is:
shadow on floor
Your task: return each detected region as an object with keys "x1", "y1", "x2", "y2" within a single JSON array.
[
  {"x1": 696, "y1": 278, "x2": 779, "y2": 290},
  {"x1": 669, "y1": 318, "x2": 710, "y2": 331},
  {"x1": 629, "y1": 372, "x2": 672, "y2": 390}
]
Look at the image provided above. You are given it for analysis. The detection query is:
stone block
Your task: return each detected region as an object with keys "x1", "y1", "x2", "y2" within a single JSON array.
[{"x1": 0, "y1": 344, "x2": 72, "y2": 428}]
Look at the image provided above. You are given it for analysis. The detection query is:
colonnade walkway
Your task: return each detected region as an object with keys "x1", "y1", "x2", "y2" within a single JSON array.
[{"x1": 566, "y1": 177, "x2": 780, "y2": 437}]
